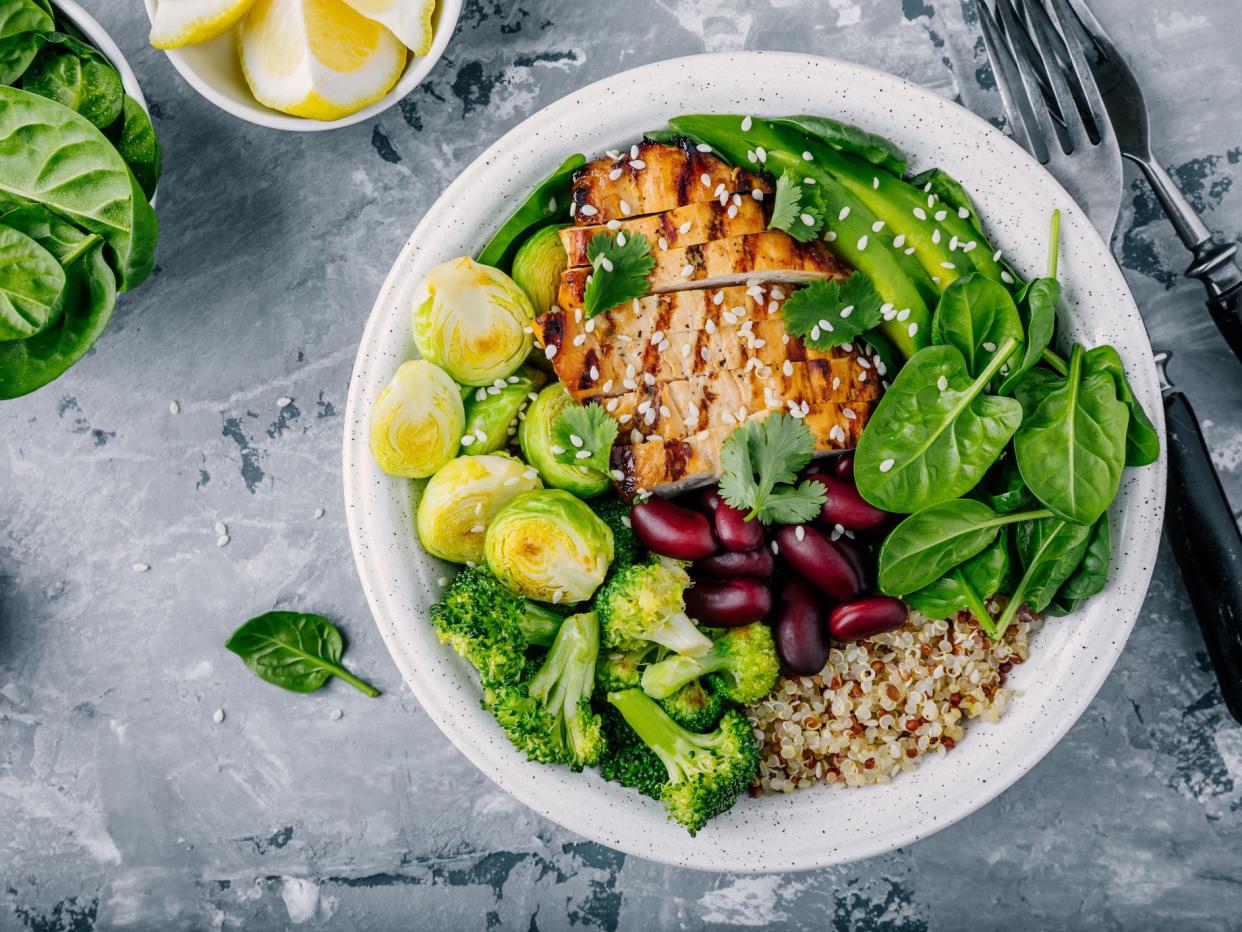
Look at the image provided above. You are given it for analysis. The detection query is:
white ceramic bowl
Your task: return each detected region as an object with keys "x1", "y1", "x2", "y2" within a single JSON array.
[
  {"x1": 140, "y1": 0, "x2": 461, "y2": 131},
  {"x1": 343, "y1": 52, "x2": 1166, "y2": 872}
]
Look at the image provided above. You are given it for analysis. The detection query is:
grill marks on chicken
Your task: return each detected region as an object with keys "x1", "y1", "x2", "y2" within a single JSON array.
[{"x1": 561, "y1": 199, "x2": 769, "y2": 267}]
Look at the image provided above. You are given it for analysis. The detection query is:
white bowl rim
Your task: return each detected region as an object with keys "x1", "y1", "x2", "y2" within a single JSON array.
[
  {"x1": 342, "y1": 50, "x2": 1166, "y2": 873},
  {"x1": 140, "y1": 0, "x2": 462, "y2": 132}
]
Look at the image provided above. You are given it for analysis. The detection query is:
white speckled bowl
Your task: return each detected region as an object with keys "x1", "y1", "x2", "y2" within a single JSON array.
[
  {"x1": 140, "y1": 0, "x2": 461, "y2": 132},
  {"x1": 343, "y1": 52, "x2": 1166, "y2": 872}
]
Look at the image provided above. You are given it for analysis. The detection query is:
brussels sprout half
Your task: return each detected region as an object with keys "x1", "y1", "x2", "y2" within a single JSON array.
[
  {"x1": 461, "y1": 365, "x2": 547, "y2": 454},
  {"x1": 411, "y1": 257, "x2": 535, "y2": 387},
  {"x1": 369, "y1": 359, "x2": 464, "y2": 478},
  {"x1": 519, "y1": 383, "x2": 612, "y2": 499},
  {"x1": 416, "y1": 454, "x2": 543, "y2": 564},
  {"x1": 485, "y1": 489, "x2": 614, "y2": 604},
  {"x1": 511, "y1": 225, "x2": 567, "y2": 316}
]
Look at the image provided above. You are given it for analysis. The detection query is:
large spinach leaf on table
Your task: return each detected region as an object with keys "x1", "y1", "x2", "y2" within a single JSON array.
[
  {"x1": 0, "y1": 220, "x2": 64, "y2": 339},
  {"x1": 226, "y1": 611, "x2": 381, "y2": 697}
]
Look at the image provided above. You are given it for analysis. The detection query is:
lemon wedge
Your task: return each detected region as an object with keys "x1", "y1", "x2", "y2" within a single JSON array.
[
  {"x1": 238, "y1": 0, "x2": 408, "y2": 121},
  {"x1": 150, "y1": 0, "x2": 257, "y2": 49},
  {"x1": 338, "y1": 0, "x2": 436, "y2": 56}
]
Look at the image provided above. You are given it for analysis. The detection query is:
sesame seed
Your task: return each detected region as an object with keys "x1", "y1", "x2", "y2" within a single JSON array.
[
  {"x1": 620, "y1": 200, "x2": 632, "y2": 216},
  {"x1": 575, "y1": 450, "x2": 592, "y2": 460},
  {"x1": 589, "y1": 365, "x2": 599, "y2": 380},
  {"x1": 213, "y1": 708, "x2": 225, "y2": 724},
  {"x1": 630, "y1": 144, "x2": 640, "y2": 159},
  {"x1": 705, "y1": 320, "x2": 717, "y2": 334},
  {"x1": 859, "y1": 371, "x2": 868, "y2": 382},
  {"x1": 727, "y1": 204, "x2": 738, "y2": 218},
  {"x1": 328, "y1": 709, "x2": 343, "y2": 721},
  {"x1": 801, "y1": 213, "x2": 815, "y2": 226},
  {"x1": 937, "y1": 375, "x2": 949, "y2": 391},
  {"x1": 602, "y1": 379, "x2": 613, "y2": 393},
  {"x1": 810, "y1": 326, "x2": 821, "y2": 341},
  {"x1": 1001, "y1": 270, "x2": 1015, "y2": 284},
  {"x1": 879, "y1": 458, "x2": 895, "y2": 473},
  {"x1": 545, "y1": 344, "x2": 557, "y2": 359},
  {"x1": 958, "y1": 206, "x2": 970, "y2": 219},
  {"x1": 770, "y1": 540, "x2": 780, "y2": 555},
  {"x1": 747, "y1": 150, "x2": 756, "y2": 163},
  {"x1": 609, "y1": 168, "x2": 622, "y2": 181},
  {"x1": 858, "y1": 356, "x2": 870, "y2": 368},
  {"x1": 712, "y1": 291, "x2": 725, "y2": 306},
  {"x1": 643, "y1": 372, "x2": 656, "y2": 385},
  {"x1": 631, "y1": 159, "x2": 646, "y2": 169},
  {"x1": 169, "y1": 401, "x2": 180, "y2": 415},
  {"x1": 993, "y1": 249, "x2": 1003, "y2": 262},
  {"x1": 503, "y1": 476, "x2": 519, "y2": 487},
  {"x1": 982, "y1": 341, "x2": 997, "y2": 352},
  {"x1": 872, "y1": 176, "x2": 880, "y2": 190},
  {"x1": 623, "y1": 378, "x2": 637, "y2": 390},
  {"x1": 838, "y1": 206, "x2": 851, "y2": 221},
  {"x1": 756, "y1": 147, "x2": 767, "y2": 163},
  {"x1": 658, "y1": 236, "x2": 669, "y2": 251},
  {"x1": 934, "y1": 210, "x2": 947, "y2": 221},
  {"x1": 681, "y1": 264, "x2": 695, "y2": 277},
  {"x1": 611, "y1": 469, "x2": 625, "y2": 480},
  {"x1": 569, "y1": 433, "x2": 584, "y2": 448},
  {"x1": 313, "y1": 508, "x2": 324, "y2": 520},
  {"x1": 132, "y1": 563, "x2": 150, "y2": 573},
  {"x1": 795, "y1": 525, "x2": 806, "y2": 541},
  {"x1": 840, "y1": 304, "x2": 854, "y2": 319},
  {"x1": 523, "y1": 469, "x2": 538, "y2": 480},
  {"x1": 872, "y1": 220, "x2": 885, "y2": 233},
  {"x1": 599, "y1": 256, "x2": 614, "y2": 273},
  {"x1": 701, "y1": 173, "x2": 712, "y2": 187},
  {"x1": 905, "y1": 247, "x2": 916, "y2": 255},
  {"x1": 832, "y1": 376, "x2": 842, "y2": 390},
  {"x1": 679, "y1": 221, "x2": 692, "y2": 234},
  {"x1": 928, "y1": 194, "x2": 936, "y2": 208},
  {"x1": 217, "y1": 534, "x2": 230, "y2": 547},
  {"x1": 579, "y1": 204, "x2": 597, "y2": 216},
  {"x1": 572, "y1": 334, "x2": 587, "y2": 347},
  {"x1": 608, "y1": 220, "x2": 622, "y2": 232},
  {"x1": 893, "y1": 233, "x2": 906, "y2": 248},
  {"x1": 783, "y1": 360, "x2": 794, "y2": 376},
  {"x1": 857, "y1": 235, "x2": 869, "y2": 250},
  {"x1": 619, "y1": 414, "x2": 632, "y2": 424},
  {"x1": 843, "y1": 407, "x2": 857, "y2": 419},
  {"x1": 714, "y1": 182, "x2": 726, "y2": 197},
  {"x1": 696, "y1": 143, "x2": 712, "y2": 152},
  {"x1": 752, "y1": 189, "x2": 764, "y2": 202},
  {"x1": 741, "y1": 115, "x2": 753, "y2": 131},
  {"x1": 940, "y1": 261, "x2": 956, "y2": 270},
  {"x1": 549, "y1": 444, "x2": 565, "y2": 455},
  {"x1": 908, "y1": 322, "x2": 919, "y2": 337},
  {"x1": 461, "y1": 434, "x2": 475, "y2": 446},
  {"x1": 913, "y1": 207, "x2": 927, "y2": 220},
  {"x1": 277, "y1": 397, "x2": 292, "y2": 408},
  {"x1": 932, "y1": 229, "x2": 941, "y2": 244},
  {"x1": 949, "y1": 235, "x2": 959, "y2": 251},
  {"x1": 824, "y1": 230, "x2": 837, "y2": 242}
]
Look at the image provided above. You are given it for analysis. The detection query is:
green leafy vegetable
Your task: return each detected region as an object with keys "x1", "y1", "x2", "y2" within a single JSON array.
[
  {"x1": 999, "y1": 211, "x2": 1061, "y2": 394},
  {"x1": 21, "y1": 33, "x2": 123, "y2": 129},
  {"x1": 772, "y1": 114, "x2": 908, "y2": 178},
  {"x1": 904, "y1": 533, "x2": 1010, "y2": 623},
  {"x1": 0, "y1": 0, "x2": 52, "y2": 85},
  {"x1": 718, "y1": 412, "x2": 826, "y2": 525},
  {"x1": 974, "y1": 456, "x2": 1035, "y2": 514},
  {"x1": 1014, "y1": 344, "x2": 1129, "y2": 525},
  {"x1": 112, "y1": 94, "x2": 161, "y2": 200},
  {"x1": 855, "y1": 341, "x2": 1023, "y2": 513},
  {"x1": 477, "y1": 153, "x2": 585, "y2": 270},
  {"x1": 582, "y1": 231, "x2": 654, "y2": 319},
  {"x1": 990, "y1": 516, "x2": 1096, "y2": 637},
  {"x1": 0, "y1": 221, "x2": 64, "y2": 340},
  {"x1": 1058, "y1": 514, "x2": 1111, "y2": 601},
  {"x1": 931, "y1": 272, "x2": 1024, "y2": 379},
  {"x1": 1084, "y1": 345, "x2": 1160, "y2": 468},
  {"x1": 552, "y1": 401, "x2": 618, "y2": 474},
  {"x1": 781, "y1": 272, "x2": 884, "y2": 350},
  {"x1": 225, "y1": 611, "x2": 381, "y2": 697},
  {"x1": 767, "y1": 174, "x2": 821, "y2": 243}
]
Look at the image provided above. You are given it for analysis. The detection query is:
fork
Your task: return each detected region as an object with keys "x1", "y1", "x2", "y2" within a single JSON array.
[{"x1": 977, "y1": 0, "x2": 1242, "y2": 724}]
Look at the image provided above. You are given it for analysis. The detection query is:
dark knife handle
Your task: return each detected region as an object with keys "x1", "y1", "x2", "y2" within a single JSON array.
[
  {"x1": 1207, "y1": 284, "x2": 1242, "y2": 366},
  {"x1": 1163, "y1": 389, "x2": 1242, "y2": 724},
  {"x1": 1187, "y1": 238, "x2": 1242, "y2": 367}
]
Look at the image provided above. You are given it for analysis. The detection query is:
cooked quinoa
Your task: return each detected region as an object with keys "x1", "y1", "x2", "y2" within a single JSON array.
[{"x1": 747, "y1": 612, "x2": 1033, "y2": 793}]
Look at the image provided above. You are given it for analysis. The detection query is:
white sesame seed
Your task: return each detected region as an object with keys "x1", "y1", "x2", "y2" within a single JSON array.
[
  {"x1": 872, "y1": 176, "x2": 880, "y2": 190},
  {"x1": 549, "y1": 444, "x2": 565, "y2": 455},
  {"x1": 982, "y1": 341, "x2": 997, "y2": 352},
  {"x1": 857, "y1": 235, "x2": 869, "y2": 251},
  {"x1": 681, "y1": 264, "x2": 695, "y2": 278},
  {"x1": 609, "y1": 167, "x2": 623, "y2": 181},
  {"x1": 328, "y1": 708, "x2": 343, "y2": 721},
  {"x1": 782, "y1": 360, "x2": 794, "y2": 377},
  {"x1": 679, "y1": 221, "x2": 692, "y2": 234},
  {"x1": 696, "y1": 143, "x2": 712, "y2": 153},
  {"x1": 940, "y1": 261, "x2": 956, "y2": 270},
  {"x1": 824, "y1": 230, "x2": 837, "y2": 242},
  {"x1": 1001, "y1": 270, "x2": 1015, "y2": 284},
  {"x1": 217, "y1": 534, "x2": 230, "y2": 548},
  {"x1": 213, "y1": 708, "x2": 225, "y2": 724},
  {"x1": 752, "y1": 189, "x2": 764, "y2": 202},
  {"x1": 872, "y1": 220, "x2": 885, "y2": 233},
  {"x1": 838, "y1": 206, "x2": 851, "y2": 221},
  {"x1": 607, "y1": 219, "x2": 621, "y2": 231},
  {"x1": 705, "y1": 319, "x2": 717, "y2": 334},
  {"x1": 748, "y1": 149, "x2": 757, "y2": 163},
  {"x1": 741, "y1": 115, "x2": 753, "y2": 131},
  {"x1": 589, "y1": 365, "x2": 600, "y2": 381},
  {"x1": 620, "y1": 200, "x2": 632, "y2": 216},
  {"x1": 932, "y1": 229, "x2": 941, "y2": 244},
  {"x1": 277, "y1": 397, "x2": 292, "y2": 408},
  {"x1": 461, "y1": 434, "x2": 475, "y2": 446},
  {"x1": 756, "y1": 147, "x2": 767, "y2": 163},
  {"x1": 993, "y1": 249, "x2": 1003, "y2": 262},
  {"x1": 569, "y1": 433, "x2": 584, "y2": 448},
  {"x1": 169, "y1": 401, "x2": 180, "y2": 415},
  {"x1": 770, "y1": 540, "x2": 779, "y2": 555},
  {"x1": 810, "y1": 326, "x2": 821, "y2": 341},
  {"x1": 801, "y1": 151, "x2": 814, "y2": 161},
  {"x1": 313, "y1": 508, "x2": 324, "y2": 520},
  {"x1": 545, "y1": 344, "x2": 557, "y2": 359},
  {"x1": 908, "y1": 322, "x2": 919, "y2": 337},
  {"x1": 470, "y1": 524, "x2": 486, "y2": 534},
  {"x1": 958, "y1": 206, "x2": 970, "y2": 219},
  {"x1": 843, "y1": 407, "x2": 857, "y2": 420},
  {"x1": 132, "y1": 563, "x2": 150, "y2": 573},
  {"x1": 794, "y1": 525, "x2": 806, "y2": 541},
  {"x1": 658, "y1": 236, "x2": 669, "y2": 251},
  {"x1": 599, "y1": 256, "x2": 614, "y2": 273},
  {"x1": 602, "y1": 379, "x2": 613, "y2": 393},
  {"x1": 801, "y1": 213, "x2": 815, "y2": 226},
  {"x1": 859, "y1": 371, "x2": 868, "y2": 382},
  {"x1": 631, "y1": 159, "x2": 646, "y2": 169},
  {"x1": 913, "y1": 207, "x2": 927, "y2": 220},
  {"x1": 893, "y1": 233, "x2": 906, "y2": 248},
  {"x1": 523, "y1": 469, "x2": 538, "y2": 480},
  {"x1": 840, "y1": 304, "x2": 854, "y2": 319},
  {"x1": 879, "y1": 458, "x2": 895, "y2": 473},
  {"x1": 832, "y1": 376, "x2": 842, "y2": 390},
  {"x1": 579, "y1": 204, "x2": 598, "y2": 216},
  {"x1": 701, "y1": 173, "x2": 712, "y2": 187},
  {"x1": 934, "y1": 210, "x2": 947, "y2": 221},
  {"x1": 905, "y1": 246, "x2": 916, "y2": 255},
  {"x1": 575, "y1": 450, "x2": 592, "y2": 460},
  {"x1": 937, "y1": 375, "x2": 949, "y2": 391}
]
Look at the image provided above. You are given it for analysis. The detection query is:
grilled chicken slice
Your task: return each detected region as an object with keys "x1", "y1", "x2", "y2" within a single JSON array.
[
  {"x1": 609, "y1": 405, "x2": 873, "y2": 500},
  {"x1": 558, "y1": 231, "x2": 846, "y2": 313},
  {"x1": 571, "y1": 139, "x2": 770, "y2": 225},
  {"x1": 561, "y1": 198, "x2": 769, "y2": 267}
]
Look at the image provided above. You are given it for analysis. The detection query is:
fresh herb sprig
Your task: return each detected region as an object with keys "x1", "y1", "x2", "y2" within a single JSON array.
[
  {"x1": 768, "y1": 175, "x2": 823, "y2": 243},
  {"x1": 552, "y1": 402, "x2": 618, "y2": 474},
  {"x1": 781, "y1": 271, "x2": 885, "y2": 350},
  {"x1": 718, "y1": 412, "x2": 826, "y2": 525},
  {"x1": 583, "y1": 231, "x2": 654, "y2": 318}
]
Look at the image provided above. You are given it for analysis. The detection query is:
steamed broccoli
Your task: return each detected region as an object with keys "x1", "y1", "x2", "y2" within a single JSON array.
[
  {"x1": 640, "y1": 622, "x2": 780, "y2": 704},
  {"x1": 430, "y1": 565, "x2": 563, "y2": 685},
  {"x1": 597, "y1": 702, "x2": 666, "y2": 799},
  {"x1": 595, "y1": 556, "x2": 712, "y2": 656},
  {"x1": 596, "y1": 642, "x2": 663, "y2": 692},
  {"x1": 658, "y1": 680, "x2": 725, "y2": 733},
  {"x1": 484, "y1": 612, "x2": 605, "y2": 771},
  {"x1": 608, "y1": 688, "x2": 760, "y2": 835}
]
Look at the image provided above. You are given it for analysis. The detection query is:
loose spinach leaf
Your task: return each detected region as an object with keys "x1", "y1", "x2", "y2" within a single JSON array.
[
  {"x1": 855, "y1": 341, "x2": 1023, "y2": 513},
  {"x1": 974, "y1": 456, "x2": 1035, "y2": 515},
  {"x1": 877, "y1": 498, "x2": 1050, "y2": 596},
  {"x1": 991, "y1": 516, "x2": 1094, "y2": 637},
  {"x1": 782, "y1": 272, "x2": 883, "y2": 350},
  {"x1": 477, "y1": 153, "x2": 585, "y2": 271},
  {"x1": 772, "y1": 114, "x2": 908, "y2": 178},
  {"x1": 998, "y1": 276, "x2": 1058, "y2": 395},
  {"x1": 931, "y1": 272, "x2": 1024, "y2": 379},
  {"x1": 1014, "y1": 344, "x2": 1129, "y2": 525},
  {"x1": 0, "y1": 86, "x2": 158, "y2": 291},
  {"x1": 1058, "y1": 513, "x2": 1111, "y2": 601},
  {"x1": 1083, "y1": 344, "x2": 1160, "y2": 467},
  {"x1": 904, "y1": 533, "x2": 1010, "y2": 620},
  {"x1": 226, "y1": 611, "x2": 381, "y2": 697},
  {"x1": 0, "y1": 221, "x2": 65, "y2": 340},
  {"x1": 21, "y1": 33, "x2": 123, "y2": 129},
  {"x1": 112, "y1": 94, "x2": 161, "y2": 200},
  {"x1": 0, "y1": 0, "x2": 52, "y2": 85}
]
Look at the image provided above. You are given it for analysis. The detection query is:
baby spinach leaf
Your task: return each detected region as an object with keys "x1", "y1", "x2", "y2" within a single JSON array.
[
  {"x1": 477, "y1": 153, "x2": 585, "y2": 271},
  {"x1": 992, "y1": 516, "x2": 1094, "y2": 637},
  {"x1": 1084, "y1": 344, "x2": 1160, "y2": 467},
  {"x1": 0, "y1": 0, "x2": 53, "y2": 85},
  {"x1": 904, "y1": 533, "x2": 1010, "y2": 620},
  {"x1": 0, "y1": 86, "x2": 157, "y2": 291},
  {"x1": 877, "y1": 498, "x2": 1050, "y2": 596},
  {"x1": 0, "y1": 221, "x2": 65, "y2": 340},
  {"x1": 21, "y1": 33, "x2": 123, "y2": 129},
  {"x1": 1058, "y1": 513, "x2": 1111, "y2": 601},
  {"x1": 1014, "y1": 344, "x2": 1129, "y2": 525},
  {"x1": 998, "y1": 277, "x2": 1059, "y2": 395},
  {"x1": 112, "y1": 95, "x2": 161, "y2": 200},
  {"x1": 772, "y1": 114, "x2": 907, "y2": 178},
  {"x1": 974, "y1": 456, "x2": 1035, "y2": 514},
  {"x1": 855, "y1": 341, "x2": 1023, "y2": 513},
  {"x1": 931, "y1": 273, "x2": 1024, "y2": 378},
  {"x1": 226, "y1": 611, "x2": 381, "y2": 697}
]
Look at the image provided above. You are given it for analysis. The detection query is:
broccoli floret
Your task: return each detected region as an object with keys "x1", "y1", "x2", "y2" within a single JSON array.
[
  {"x1": 596, "y1": 642, "x2": 663, "y2": 692},
  {"x1": 597, "y1": 702, "x2": 666, "y2": 799},
  {"x1": 593, "y1": 496, "x2": 640, "y2": 570},
  {"x1": 483, "y1": 612, "x2": 605, "y2": 771},
  {"x1": 658, "y1": 680, "x2": 725, "y2": 733},
  {"x1": 595, "y1": 556, "x2": 712, "y2": 656},
  {"x1": 430, "y1": 566, "x2": 564, "y2": 685},
  {"x1": 640, "y1": 622, "x2": 779, "y2": 704},
  {"x1": 608, "y1": 689, "x2": 760, "y2": 835}
]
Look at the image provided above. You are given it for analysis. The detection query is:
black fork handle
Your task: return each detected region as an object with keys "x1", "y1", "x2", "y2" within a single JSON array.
[{"x1": 1163, "y1": 389, "x2": 1242, "y2": 724}]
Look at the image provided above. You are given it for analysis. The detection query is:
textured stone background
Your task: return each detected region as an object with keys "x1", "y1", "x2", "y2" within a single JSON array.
[{"x1": 2, "y1": 1, "x2": 1241, "y2": 929}]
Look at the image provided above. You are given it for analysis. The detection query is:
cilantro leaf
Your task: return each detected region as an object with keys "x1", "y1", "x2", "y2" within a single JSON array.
[
  {"x1": 551, "y1": 402, "x2": 618, "y2": 474},
  {"x1": 782, "y1": 272, "x2": 884, "y2": 349},
  {"x1": 768, "y1": 175, "x2": 822, "y2": 244},
  {"x1": 583, "y1": 232, "x2": 654, "y2": 318},
  {"x1": 718, "y1": 413, "x2": 825, "y2": 525}
]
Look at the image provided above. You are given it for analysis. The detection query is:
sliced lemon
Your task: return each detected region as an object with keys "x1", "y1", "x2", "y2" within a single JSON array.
[
  {"x1": 150, "y1": 0, "x2": 257, "y2": 48},
  {"x1": 238, "y1": 0, "x2": 408, "y2": 121},
  {"x1": 338, "y1": 0, "x2": 436, "y2": 56}
]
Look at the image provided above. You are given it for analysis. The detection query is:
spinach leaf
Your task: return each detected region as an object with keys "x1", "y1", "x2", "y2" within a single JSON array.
[
  {"x1": 0, "y1": 220, "x2": 64, "y2": 339},
  {"x1": 1014, "y1": 344, "x2": 1129, "y2": 525},
  {"x1": 878, "y1": 498, "x2": 1050, "y2": 595},
  {"x1": 906, "y1": 168, "x2": 980, "y2": 234},
  {"x1": 0, "y1": 86, "x2": 157, "y2": 291},
  {"x1": 1059, "y1": 513, "x2": 1111, "y2": 601},
  {"x1": 855, "y1": 341, "x2": 1023, "y2": 513},
  {"x1": 974, "y1": 456, "x2": 1035, "y2": 514},
  {"x1": 772, "y1": 114, "x2": 907, "y2": 178},
  {"x1": 1084, "y1": 344, "x2": 1160, "y2": 467},
  {"x1": 998, "y1": 277, "x2": 1058, "y2": 395},
  {"x1": 21, "y1": 33, "x2": 123, "y2": 129},
  {"x1": 226, "y1": 611, "x2": 381, "y2": 697},
  {"x1": 931, "y1": 273, "x2": 1024, "y2": 378},
  {"x1": 0, "y1": 0, "x2": 52, "y2": 85},
  {"x1": 905, "y1": 533, "x2": 1010, "y2": 620},
  {"x1": 477, "y1": 153, "x2": 585, "y2": 271},
  {"x1": 992, "y1": 516, "x2": 1094, "y2": 637}
]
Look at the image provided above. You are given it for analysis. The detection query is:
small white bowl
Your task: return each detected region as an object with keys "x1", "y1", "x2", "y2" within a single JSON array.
[{"x1": 140, "y1": 0, "x2": 461, "y2": 132}]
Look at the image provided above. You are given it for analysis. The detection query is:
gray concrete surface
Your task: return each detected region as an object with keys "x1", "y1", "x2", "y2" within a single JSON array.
[{"x1": 2, "y1": 0, "x2": 1241, "y2": 929}]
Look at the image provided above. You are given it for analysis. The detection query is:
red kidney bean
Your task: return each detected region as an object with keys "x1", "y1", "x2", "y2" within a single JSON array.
[
  {"x1": 631, "y1": 497, "x2": 718, "y2": 560},
  {"x1": 807, "y1": 474, "x2": 891, "y2": 531},
  {"x1": 833, "y1": 454, "x2": 855, "y2": 481},
  {"x1": 696, "y1": 547, "x2": 775, "y2": 580},
  {"x1": 695, "y1": 487, "x2": 723, "y2": 515},
  {"x1": 774, "y1": 577, "x2": 831, "y2": 675},
  {"x1": 685, "y1": 577, "x2": 772, "y2": 627},
  {"x1": 832, "y1": 536, "x2": 872, "y2": 592},
  {"x1": 829, "y1": 596, "x2": 909, "y2": 640},
  {"x1": 714, "y1": 502, "x2": 765, "y2": 552},
  {"x1": 774, "y1": 524, "x2": 863, "y2": 602}
]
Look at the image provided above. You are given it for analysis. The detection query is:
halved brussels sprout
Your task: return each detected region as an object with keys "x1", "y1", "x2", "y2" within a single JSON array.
[
  {"x1": 461, "y1": 365, "x2": 547, "y2": 454},
  {"x1": 519, "y1": 383, "x2": 612, "y2": 499},
  {"x1": 511, "y1": 225, "x2": 567, "y2": 316},
  {"x1": 369, "y1": 359, "x2": 464, "y2": 478},
  {"x1": 416, "y1": 454, "x2": 542, "y2": 563},
  {"x1": 411, "y1": 257, "x2": 535, "y2": 387},
  {"x1": 485, "y1": 489, "x2": 614, "y2": 603}
]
